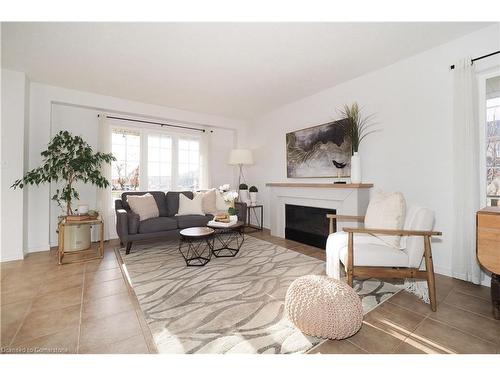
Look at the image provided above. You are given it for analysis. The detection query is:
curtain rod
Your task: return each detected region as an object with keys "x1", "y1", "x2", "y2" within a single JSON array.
[
  {"x1": 98, "y1": 114, "x2": 213, "y2": 133},
  {"x1": 450, "y1": 50, "x2": 500, "y2": 70}
]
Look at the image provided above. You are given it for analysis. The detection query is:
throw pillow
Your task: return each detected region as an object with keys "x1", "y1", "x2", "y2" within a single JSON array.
[
  {"x1": 215, "y1": 190, "x2": 231, "y2": 212},
  {"x1": 127, "y1": 193, "x2": 159, "y2": 221},
  {"x1": 364, "y1": 191, "x2": 406, "y2": 249},
  {"x1": 200, "y1": 188, "x2": 217, "y2": 214},
  {"x1": 177, "y1": 192, "x2": 204, "y2": 216}
]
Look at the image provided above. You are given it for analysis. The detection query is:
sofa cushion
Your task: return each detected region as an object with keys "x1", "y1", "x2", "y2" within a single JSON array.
[
  {"x1": 166, "y1": 191, "x2": 193, "y2": 216},
  {"x1": 138, "y1": 217, "x2": 178, "y2": 234},
  {"x1": 339, "y1": 241, "x2": 409, "y2": 268},
  {"x1": 121, "y1": 191, "x2": 168, "y2": 217},
  {"x1": 176, "y1": 214, "x2": 211, "y2": 229}
]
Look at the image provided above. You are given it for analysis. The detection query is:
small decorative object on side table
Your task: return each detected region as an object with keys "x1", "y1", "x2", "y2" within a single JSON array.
[
  {"x1": 246, "y1": 204, "x2": 263, "y2": 232},
  {"x1": 58, "y1": 216, "x2": 104, "y2": 265},
  {"x1": 476, "y1": 206, "x2": 500, "y2": 319},
  {"x1": 207, "y1": 220, "x2": 245, "y2": 257},
  {"x1": 179, "y1": 227, "x2": 215, "y2": 266}
]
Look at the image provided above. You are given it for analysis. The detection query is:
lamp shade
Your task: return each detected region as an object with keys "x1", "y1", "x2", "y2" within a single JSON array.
[{"x1": 229, "y1": 149, "x2": 253, "y2": 165}]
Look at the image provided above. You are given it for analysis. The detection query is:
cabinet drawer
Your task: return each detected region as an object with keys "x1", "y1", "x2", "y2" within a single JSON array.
[{"x1": 478, "y1": 213, "x2": 500, "y2": 229}]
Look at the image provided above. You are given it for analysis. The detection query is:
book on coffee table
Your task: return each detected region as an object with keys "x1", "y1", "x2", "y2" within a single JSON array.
[{"x1": 207, "y1": 220, "x2": 238, "y2": 228}]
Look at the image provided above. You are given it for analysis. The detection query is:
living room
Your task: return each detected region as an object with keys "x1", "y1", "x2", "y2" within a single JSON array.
[{"x1": 1, "y1": 1, "x2": 499, "y2": 372}]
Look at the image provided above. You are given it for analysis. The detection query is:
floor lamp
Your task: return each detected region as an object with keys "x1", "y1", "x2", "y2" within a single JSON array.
[{"x1": 229, "y1": 149, "x2": 253, "y2": 190}]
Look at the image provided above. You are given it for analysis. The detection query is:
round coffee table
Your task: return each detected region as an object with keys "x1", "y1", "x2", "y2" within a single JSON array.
[
  {"x1": 179, "y1": 227, "x2": 215, "y2": 266},
  {"x1": 207, "y1": 221, "x2": 245, "y2": 257}
]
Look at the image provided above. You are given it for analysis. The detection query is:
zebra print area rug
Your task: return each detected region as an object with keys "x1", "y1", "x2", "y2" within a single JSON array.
[{"x1": 118, "y1": 236, "x2": 401, "y2": 354}]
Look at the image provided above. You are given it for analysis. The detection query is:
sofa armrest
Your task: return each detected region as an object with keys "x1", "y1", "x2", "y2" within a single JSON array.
[
  {"x1": 115, "y1": 209, "x2": 129, "y2": 240},
  {"x1": 127, "y1": 211, "x2": 140, "y2": 234},
  {"x1": 235, "y1": 202, "x2": 247, "y2": 224}
]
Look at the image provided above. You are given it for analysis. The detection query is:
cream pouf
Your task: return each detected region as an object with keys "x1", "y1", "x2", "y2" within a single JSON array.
[{"x1": 284, "y1": 275, "x2": 363, "y2": 340}]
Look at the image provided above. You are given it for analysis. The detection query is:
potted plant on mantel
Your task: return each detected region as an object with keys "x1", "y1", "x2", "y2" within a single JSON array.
[
  {"x1": 11, "y1": 130, "x2": 115, "y2": 250},
  {"x1": 339, "y1": 102, "x2": 377, "y2": 184}
]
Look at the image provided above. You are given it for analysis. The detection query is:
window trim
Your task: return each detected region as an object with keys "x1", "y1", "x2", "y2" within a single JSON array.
[
  {"x1": 478, "y1": 68, "x2": 500, "y2": 207},
  {"x1": 111, "y1": 123, "x2": 204, "y2": 194}
]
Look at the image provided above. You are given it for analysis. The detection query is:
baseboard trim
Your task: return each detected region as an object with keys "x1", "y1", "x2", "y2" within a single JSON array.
[{"x1": 26, "y1": 245, "x2": 51, "y2": 254}]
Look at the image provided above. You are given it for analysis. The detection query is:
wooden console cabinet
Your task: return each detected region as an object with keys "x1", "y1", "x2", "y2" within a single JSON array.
[{"x1": 476, "y1": 207, "x2": 500, "y2": 319}]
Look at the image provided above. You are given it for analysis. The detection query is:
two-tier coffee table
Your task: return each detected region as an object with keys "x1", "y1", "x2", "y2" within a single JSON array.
[
  {"x1": 178, "y1": 227, "x2": 215, "y2": 266},
  {"x1": 207, "y1": 221, "x2": 245, "y2": 257}
]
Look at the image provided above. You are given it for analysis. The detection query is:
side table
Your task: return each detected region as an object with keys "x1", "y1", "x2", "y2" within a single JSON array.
[
  {"x1": 58, "y1": 217, "x2": 104, "y2": 265},
  {"x1": 207, "y1": 221, "x2": 245, "y2": 257},
  {"x1": 246, "y1": 204, "x2": 263, "y2": 231},
  {"x1": 179, "y1": 227, "x2": 215, "y2": 266}
]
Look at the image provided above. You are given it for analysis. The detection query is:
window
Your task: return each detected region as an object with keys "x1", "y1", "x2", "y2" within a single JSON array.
[
  {"x1": 110, "y1": 127, "x2": 203, "y2": 201},
  {"x1": 485, "y1": 76, "x2": 500, "y2": 206},
  {"x1": 177, "y1": 138, "x2": 200, "y2": 190},
  {"x1": 148, "y1": 134, "x2": 172, "y2": 191},
  {"x1": 111, "y1": 130, "x2": 141, "y2": 199}
]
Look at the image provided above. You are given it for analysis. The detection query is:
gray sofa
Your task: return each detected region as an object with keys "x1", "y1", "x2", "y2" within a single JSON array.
[{"x1": 115, "y1": 191, "x2": 246, "y2": 254}]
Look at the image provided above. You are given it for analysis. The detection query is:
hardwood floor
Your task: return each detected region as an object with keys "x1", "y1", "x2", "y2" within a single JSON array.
[{"x1": 1, "y1": 230, "x2": 498, "y2": 354}]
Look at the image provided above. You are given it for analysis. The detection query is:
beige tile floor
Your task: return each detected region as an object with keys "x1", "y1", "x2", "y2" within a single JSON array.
[
  {"x1": 1, "y1": 240, "x2": 155, "y2": 354},
  {"x1": 1, "y1": 229, "x2": 499, "y2": 354}
]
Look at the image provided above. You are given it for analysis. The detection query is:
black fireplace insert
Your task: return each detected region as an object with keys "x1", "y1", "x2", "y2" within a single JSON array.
[{"x1": 285, "y1": 204, "x2": 336, "y2": 249}]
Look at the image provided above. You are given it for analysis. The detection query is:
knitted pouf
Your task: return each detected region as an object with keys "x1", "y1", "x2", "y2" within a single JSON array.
[{"x1": 284, "y1": 275, "x2": 363, "y2": 340}]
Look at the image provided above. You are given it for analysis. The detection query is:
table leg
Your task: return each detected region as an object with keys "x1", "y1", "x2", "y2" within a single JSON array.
[{"x1": 492, "y1": 273, "x2": 500, "y2": 320}]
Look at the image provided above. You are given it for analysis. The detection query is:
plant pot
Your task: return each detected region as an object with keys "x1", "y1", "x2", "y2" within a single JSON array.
[
  {"x1": 63, "y1": 224, "x2": 91, "y2": 251},
  {"x1": 229, "y1": 215, "x2": 238, "y2": 222},
  {"x1": 239, "y1": 189, "x2": 249, "y2": 203},
  {"x1": 350, "y1": 152, "x2": 362, "y2": 184},
  {"x1": 250, "y1": 192, "x2": 257, "y2": 205}
]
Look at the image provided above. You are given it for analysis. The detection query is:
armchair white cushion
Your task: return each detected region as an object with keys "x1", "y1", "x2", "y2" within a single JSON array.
[{"x1": 326, "y1": 205, "x2": 435, "y2": 279}]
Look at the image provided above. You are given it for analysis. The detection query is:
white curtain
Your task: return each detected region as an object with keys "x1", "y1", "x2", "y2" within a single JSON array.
[
  {"x1": 199, "y1": 128, "x2": 212, "y2": 189},
  {"x1": 451, "y1": 58, "x2": 482, "y2": 284},
  {"x1": 96, "y1": 114, "x2": 115, "y2": 240}
]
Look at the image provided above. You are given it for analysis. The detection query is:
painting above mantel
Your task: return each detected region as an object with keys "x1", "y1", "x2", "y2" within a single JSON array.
[{"x1": 286, "y1": 119, "x2": 351, "y2": 178}]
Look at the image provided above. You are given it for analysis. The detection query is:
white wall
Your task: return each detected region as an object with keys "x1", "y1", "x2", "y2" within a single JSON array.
[
  {"x1": 45, "y1": 103, "x2": 241, "y2": 246},
  {"x1": 1, "y1": 69, "x2": 28, "y2": 261},
  {"x1": 26, "y1": 83, "x2": 247, "y2": 251},
  {"x1": 246, "y1": 24, "x2": 500, "y2": 279}
]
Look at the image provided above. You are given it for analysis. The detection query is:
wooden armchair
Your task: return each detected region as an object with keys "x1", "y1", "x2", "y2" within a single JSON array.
[{"x1": 326, "y1": 209, "x2": 442, "y2": 311}]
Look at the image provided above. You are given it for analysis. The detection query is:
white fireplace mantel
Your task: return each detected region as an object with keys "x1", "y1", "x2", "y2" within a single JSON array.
[{"x1": 265, "y1": 182, "x2": 373, "y2": 238}]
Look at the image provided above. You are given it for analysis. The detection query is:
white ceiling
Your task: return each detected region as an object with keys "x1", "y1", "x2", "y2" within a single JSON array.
[{"x1": 1, "y1": 22, "x2": 491, "y2": 120}]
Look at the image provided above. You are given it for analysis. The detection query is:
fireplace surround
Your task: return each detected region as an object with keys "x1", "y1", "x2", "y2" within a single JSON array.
[{"x1": 266, "y1": 182, "x2": 372, "y2": 249}]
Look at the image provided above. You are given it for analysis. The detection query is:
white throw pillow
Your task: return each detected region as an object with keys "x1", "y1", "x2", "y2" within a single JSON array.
[
  {"x1": 364, "y1": 191, "x2": 406, "y2": 249},
  {"x1": 176, "y1": 192, "x2": 205, "y2": 216},
  {"x1": 200, "y1": 189, "x2": 217, "y2": 214},
  {"x1": 215, "y1": 191, "x2": 231, "y2": 212},
  {"x1": 127, "y1": 193, "x2": 159, "y2": 221}
]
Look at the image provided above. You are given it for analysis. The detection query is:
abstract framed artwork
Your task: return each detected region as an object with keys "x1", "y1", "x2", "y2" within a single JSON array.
[{"x1": 286, "y1": 119, "x2": 351, "y2": 178}]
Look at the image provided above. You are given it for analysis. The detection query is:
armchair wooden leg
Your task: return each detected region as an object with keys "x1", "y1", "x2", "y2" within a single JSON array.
[
  {"x1": 126, "y1": 242, "x2": 132, "y2": 255},
  {"x1": 423, "y1": 235, "x2": 437, "y2": 311},
  {"x1": 347, "y1": 232, "x2": 354, "y2": 287}
]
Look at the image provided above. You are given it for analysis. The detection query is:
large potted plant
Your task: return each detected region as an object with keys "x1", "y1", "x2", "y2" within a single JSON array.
[
  {"x1": 11, "y1": 130, "x2": 115, "y2": 250},
  {"x1": 339, "y1": 102, "x2": 377, "y2": 183}
]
